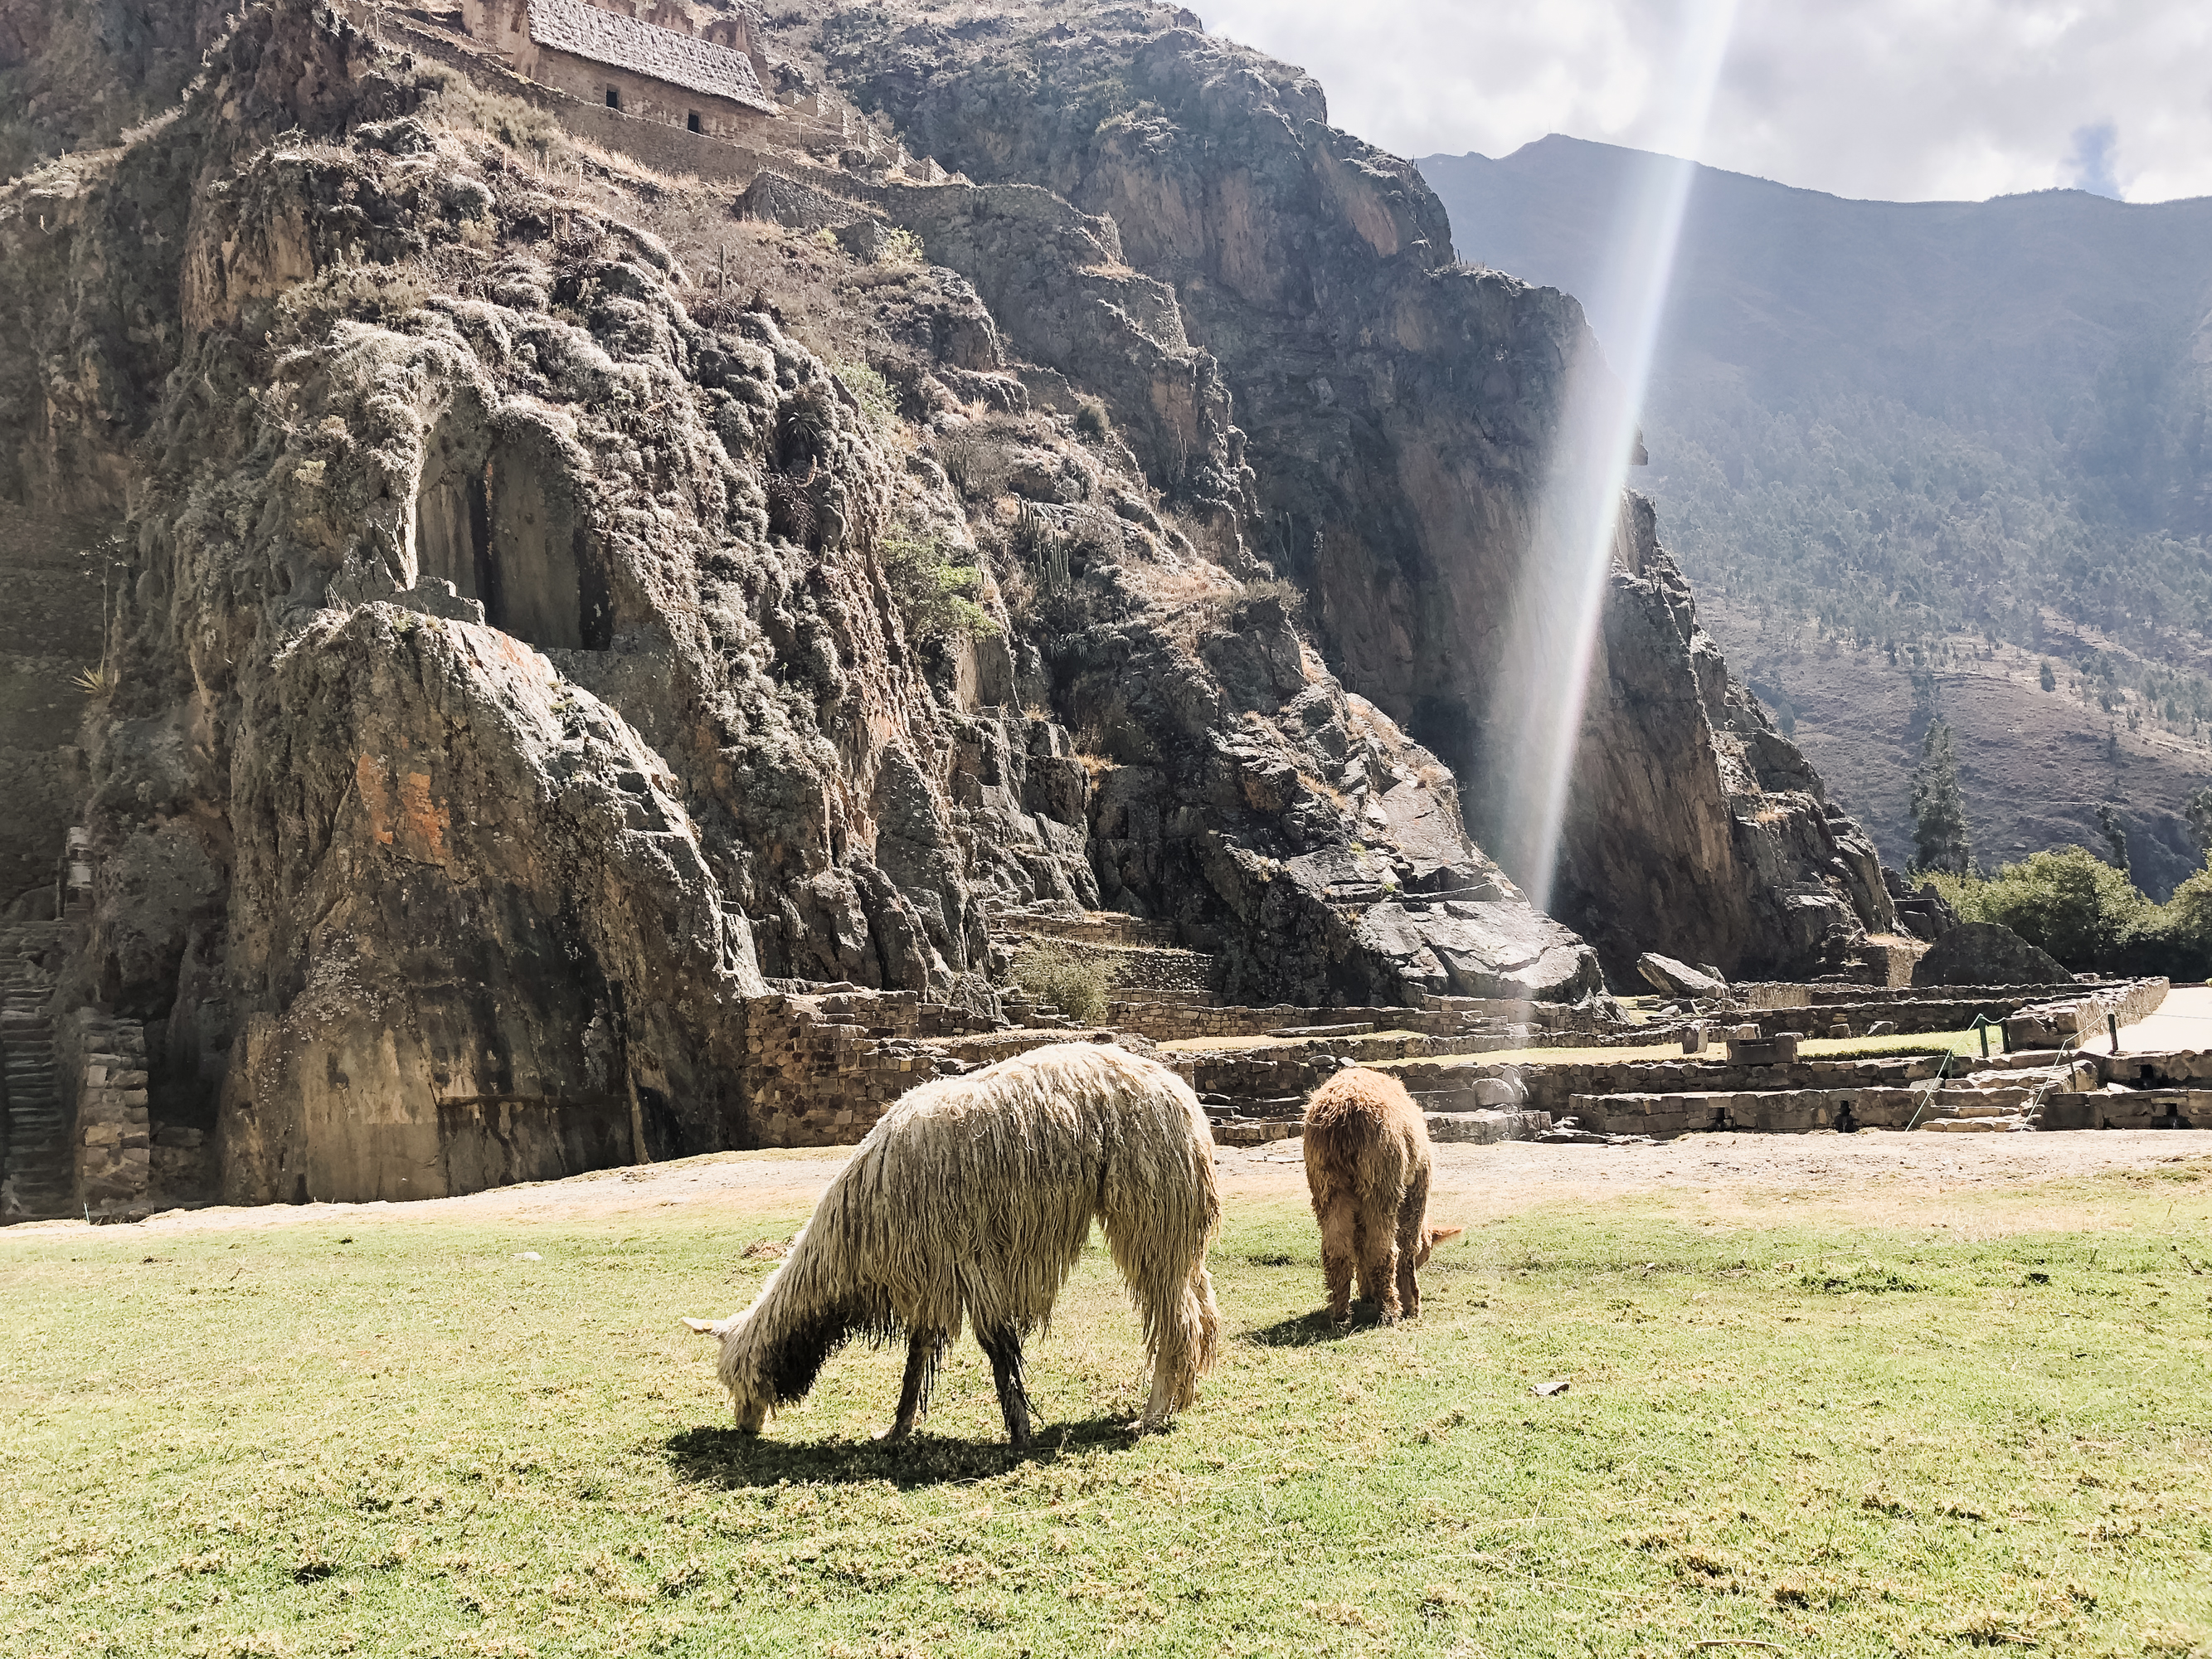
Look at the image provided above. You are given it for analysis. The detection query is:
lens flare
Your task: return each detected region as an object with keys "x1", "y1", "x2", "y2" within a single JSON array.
[{"x1": 1485, "y1": 0, "x2": 1740, "y2": 913}]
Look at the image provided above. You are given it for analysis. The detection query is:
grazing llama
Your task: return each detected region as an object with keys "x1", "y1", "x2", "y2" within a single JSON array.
[
  {"x1": 1301, "y1": 1066, "x2": 1463, "y2": 1325},
  {"x1": 686, "y1": 1041, "x2": 1221, "y2": 1449}
]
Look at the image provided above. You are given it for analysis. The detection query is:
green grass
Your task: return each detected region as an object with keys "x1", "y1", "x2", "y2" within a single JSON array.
[{"x1": 5, "y1": 1169, "x2": 2211, "y2": 1657}]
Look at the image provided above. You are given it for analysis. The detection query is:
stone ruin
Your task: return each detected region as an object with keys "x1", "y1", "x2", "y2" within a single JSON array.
[
  {"x1": 3, "y1": 868, "x2": 2195, "y2": 1223},
  {"x1": 0, "y1": 2, "x2": 2197, "y2": 1227}
]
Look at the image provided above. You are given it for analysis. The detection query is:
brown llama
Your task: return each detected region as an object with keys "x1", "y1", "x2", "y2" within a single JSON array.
[{"x1": 1301, "y1": 1067, "x2": 1463, "y2": 1325}]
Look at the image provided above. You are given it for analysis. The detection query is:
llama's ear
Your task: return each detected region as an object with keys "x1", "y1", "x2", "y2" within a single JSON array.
[
  {"x1": 1427, "y1": 1225, "x2": 1466, "y2": 1246},
  {"x1": 683, "y1": 1317, "x2": 722, "y2": 1335}
]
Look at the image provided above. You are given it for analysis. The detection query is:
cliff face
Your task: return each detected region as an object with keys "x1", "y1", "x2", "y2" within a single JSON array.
[
  {"x1": 835, "y1": 8, "x2": 1894, "y2": 977},
  {"x1": 0, "y1": 0, "x2": 240, "y2": 180},
  {"x1": 1, "y1": 0, "x2": 1625, "y2": 1207}
]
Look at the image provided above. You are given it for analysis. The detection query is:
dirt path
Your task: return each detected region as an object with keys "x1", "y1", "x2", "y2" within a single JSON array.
[
  {"x1": 9, "y1": 1130, "x2": 2205, "y2": 1242},
  {"x1": 2121, "y1": 983, "x2": 2212, "y2": 1051}
]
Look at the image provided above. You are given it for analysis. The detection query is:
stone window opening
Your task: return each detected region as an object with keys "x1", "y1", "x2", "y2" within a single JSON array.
[
  {"x1": 687, "y1": 109, "x2": 702, "y2": 133},
  {"x1": 605, "y1": 85, "x2": 621, "y2": 109}
]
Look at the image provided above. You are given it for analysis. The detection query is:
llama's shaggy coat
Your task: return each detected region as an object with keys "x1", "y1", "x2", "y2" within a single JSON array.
[
  {"x1": 1301, "y1": 1067, "x2": 1461, "y2": 1324},
  {"x1": 690, "y1": 1041, "x2": 1221, "y2": 1446}
]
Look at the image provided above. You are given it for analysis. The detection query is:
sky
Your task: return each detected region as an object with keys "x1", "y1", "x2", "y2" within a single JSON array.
[{"x1": 1196, "y1": 0, "x2": 2212, "y2": 205}]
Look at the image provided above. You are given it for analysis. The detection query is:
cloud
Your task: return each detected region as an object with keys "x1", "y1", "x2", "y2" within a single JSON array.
[{"x1": 1194, "y1": 0, "x2": 2206, "y2": 202}]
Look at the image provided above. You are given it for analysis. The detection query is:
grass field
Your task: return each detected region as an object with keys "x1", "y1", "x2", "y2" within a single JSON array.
[{"x1": 5, "y1": 1162, "x2": 2210, "y2": 1657}]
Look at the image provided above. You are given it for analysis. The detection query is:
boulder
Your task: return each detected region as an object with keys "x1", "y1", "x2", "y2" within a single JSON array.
[
  {"x1": 1884, "y1": 868, "x2": 1962, "y2": 943},
  {"x1": 1637, "y1": 952, "x2": 1725, "y2": 999},
  {"x1": 1909, "y1": 922, "x2": 2068, "y2": 988}
]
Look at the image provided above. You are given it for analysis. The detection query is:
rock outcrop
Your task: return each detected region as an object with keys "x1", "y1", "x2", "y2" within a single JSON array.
[
  {"x1": 1912, "y1": 922, "x2": 2069, "y2": 989},
  {"x1": 839, "y1": 10, "x2": 1895, "y2": 980},
  {"x1": 1637, "y1": 952, "x2": 1723, "y2": 1000},
  {"x1": 1, "y1": 0, "x2": 1640, "y2": 1205},
  {"x1": 0, "y1": 0, "x2": 1918, "y2": 1209}
]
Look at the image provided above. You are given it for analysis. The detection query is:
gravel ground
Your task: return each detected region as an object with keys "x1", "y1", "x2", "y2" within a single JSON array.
[{"x1": 8, "y1": 1127, "x2": 2204, "y2": 1242}]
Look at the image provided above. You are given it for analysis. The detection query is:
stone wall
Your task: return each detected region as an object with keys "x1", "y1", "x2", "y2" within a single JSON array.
[
  {"x1": 740, "y1": 991, "x2": 955, "y2": 1148},
  {"x1": 1566, "y1": 1087, "x2": 1926, "y2": 1136},
  {"x1": 990, "y1": 907, "x2": 1180, "y2": 949},
  {"x1": 56, "y1": 1010, "x2": 149, "y2": 1219},
  {"x1": 1105, "y1": 999, "x2": 1567, "y2": 1044},
  {"x1": 532, "y1": 46, "x2": 779, "y2": 144},
  {"x1": 1168, "y1": 1048, "x2": 1334, "y2": 1114},
  {"x1": 1388, "y1": 1053, "x2": 1953, "y2": 1120},
  {"x1": 2005, "y1": 980, "x2": 2169, "y2": 1048},
  {"x1": 1740, "y1": 980, "x2": 2094, "y2": 1010}
]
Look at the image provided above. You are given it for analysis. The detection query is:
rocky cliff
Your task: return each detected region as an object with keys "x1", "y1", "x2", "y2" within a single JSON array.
[
  {"x1": 828, "y1": 6, "x2": 1894, "y2": 978},
  {"x1": 0, "y1": 0, "x2": 1889, "y2": 1206}
]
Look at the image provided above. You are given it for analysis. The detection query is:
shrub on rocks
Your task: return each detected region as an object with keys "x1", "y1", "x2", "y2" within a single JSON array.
[{"x1": 1010, "y1": 941, "x2": 1117, "y2": 1022}]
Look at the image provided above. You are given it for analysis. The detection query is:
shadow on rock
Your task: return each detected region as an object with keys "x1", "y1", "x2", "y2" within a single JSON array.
[{"x1": 664, "y1": 1416, "x2": 1140, "y2": 1489}]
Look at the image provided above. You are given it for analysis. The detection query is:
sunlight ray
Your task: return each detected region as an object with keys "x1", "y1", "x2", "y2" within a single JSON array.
[{"x1": 1486, "y1": 0, "x2": 1742, "y2": 913}]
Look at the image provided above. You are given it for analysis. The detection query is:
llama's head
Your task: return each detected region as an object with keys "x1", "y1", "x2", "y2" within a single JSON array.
[
  {"x1": 683, "y1": 1314, "x2": 774, "y2": 1433},
  {"x1": 1413, "y1": 1224, "x2": 1465, "y2": 1267}
]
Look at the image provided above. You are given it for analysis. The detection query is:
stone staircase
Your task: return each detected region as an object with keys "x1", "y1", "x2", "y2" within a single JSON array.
[
  {"x1": 1913, "y1": 1087, "x2": 2039, "y2": 1132},
  {"x1": 1, "y1": 922, "x2": 75, "y2": 1221}
]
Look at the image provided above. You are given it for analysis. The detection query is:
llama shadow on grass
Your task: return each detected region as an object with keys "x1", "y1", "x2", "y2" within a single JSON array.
[
  {"x1": 1243, "y1": 1306, "x2": 1396, "y2": 1347},
  {"x1": 664, "y1": 1415, "x2": 1140, "y2": 1490}
]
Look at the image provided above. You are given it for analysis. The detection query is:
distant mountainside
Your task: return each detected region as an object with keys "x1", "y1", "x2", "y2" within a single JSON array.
[{"x1": 1421, "y1": 134, "x2": 2212, "y2": 893}]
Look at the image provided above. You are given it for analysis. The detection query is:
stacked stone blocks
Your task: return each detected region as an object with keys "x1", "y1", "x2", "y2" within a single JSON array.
[{"x1": 59, "y1": 1010, "x2": 151, "y2": 1217}]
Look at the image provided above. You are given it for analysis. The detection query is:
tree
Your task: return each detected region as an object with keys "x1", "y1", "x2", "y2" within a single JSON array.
[
  {"x1": 2097, "y1": 802, "x2": 2130, "y2": 873},
  {"x1": 2185, "y1": 786, "x2": 2212, "y2": 865},
  {"x1": 1972, "y1": 846, "x2": 2148, "y2": 969},
  {"x1": 1911, "y1": 721, "x2": 1972, "y2": 874}
]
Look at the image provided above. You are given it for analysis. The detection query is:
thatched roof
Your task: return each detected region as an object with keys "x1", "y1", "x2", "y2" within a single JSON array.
[{"x1": 528, "y1": 0, "x2": 775, "y2": 113}]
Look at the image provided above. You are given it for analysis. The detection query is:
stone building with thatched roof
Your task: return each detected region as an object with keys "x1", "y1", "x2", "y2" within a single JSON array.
[{"x1": 463, "y1": 0, "x2": 780, "y2": 141}]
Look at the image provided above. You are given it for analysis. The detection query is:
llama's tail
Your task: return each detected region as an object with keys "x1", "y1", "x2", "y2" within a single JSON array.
[{"x1": 1100, "y1": 1097, "x2": 1222, "y2": 1427}]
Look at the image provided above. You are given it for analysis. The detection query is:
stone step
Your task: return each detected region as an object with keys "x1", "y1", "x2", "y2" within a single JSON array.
[
  {"x1": 1927, "y1": 1097, "x2": 2031, "y2": 1118},
  {"x1": 1425, "y1": 1108, "x2": 1553, "y2": 1145},
  {"x1": 1211, "y1": 1120, "x2": 1295, "y2": 1147},
  {"x1": 1919, "y1": 1116, "x2": 2035, "y2": 1133}
]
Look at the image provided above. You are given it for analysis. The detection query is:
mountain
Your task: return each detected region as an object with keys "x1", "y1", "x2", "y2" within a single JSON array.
[
  {"x1": 1420, "y1": 134, "x2": 2212, "y2": 893},
  {"x1": 0, "y1": 0, "x2": 1898, "y2": 1209}
]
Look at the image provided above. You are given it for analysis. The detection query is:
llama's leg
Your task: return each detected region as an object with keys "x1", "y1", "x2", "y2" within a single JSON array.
[
  {"x1": 980, "y1": 1326, "x2": 1033, "y2": 1452},
  {"x1": 1354, "y1": 1214, "x2": 1385, "y2": 1307},
  {"x1": 1395, "y1": 1168, "x2": 1432, "y2": 1319},
  {"x1": 1363, "y1": 1223, "x2": 1403, "y2": 1324},
  {"x1": 1140, "y1": 1267, "x2": 1218, "y2": 1429},
  {"x1": 882, "y1": 1331, "x2": 946, "y2": 1442},
  {"x1": 1318, "y1": 1194, "x2": 1359, "y2": 1325}
]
